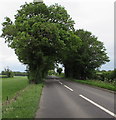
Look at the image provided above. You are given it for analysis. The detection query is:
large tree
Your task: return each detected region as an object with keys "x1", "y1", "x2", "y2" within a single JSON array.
[
  {"x1": 1, "y1": 2, "x2": 76, "y2": 83},
  {"x1": 1, "y1": 2, "x2": 109, "y2": 82},
  {"x1": 64, "y1": 29, "x2": 110, "y2": 79}
]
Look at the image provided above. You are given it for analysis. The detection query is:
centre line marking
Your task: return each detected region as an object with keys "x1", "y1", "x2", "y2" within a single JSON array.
[
  {"x1": 79, "y1": 94, "x2": 116, "y2": 118},
  {"x1": 64, "y1": 85, "x2": 73, "y2": 91},
  {"x1": 59, "y1": 81, "x2": 63, "y2": 85}
]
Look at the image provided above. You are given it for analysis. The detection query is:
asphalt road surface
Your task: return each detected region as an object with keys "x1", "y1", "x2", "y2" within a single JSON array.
[{"x1": 35, "y1": 76, "x2": 116, "y2": 118}]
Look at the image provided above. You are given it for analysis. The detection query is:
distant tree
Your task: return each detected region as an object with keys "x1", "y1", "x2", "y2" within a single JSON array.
[
  {"x1": 98, "y1": 70, "x2": 116, "y2": 83},
  {"x1": 13, "y1": 71, "x2": 27, "y2": 76},
  {"x1": 112, "y1": 69, "x2": 116, "y2": 81},
  {"x1": 48, "y1": 70, "x2": 56, "y2": 75},
  {"x1": 57, "y1": 68, "x2": 62, "y2": 75},
  {"x1": 2, "y1": 67, "x2": 14, "y2": 78},
  {"x1": 1, "y1": 71, "x2": 5, "y2": 75}
]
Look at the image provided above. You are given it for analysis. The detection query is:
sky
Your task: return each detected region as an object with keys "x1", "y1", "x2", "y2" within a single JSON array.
[{"x1": 0, "y1": 0, "x2": 115, "y2": 72}]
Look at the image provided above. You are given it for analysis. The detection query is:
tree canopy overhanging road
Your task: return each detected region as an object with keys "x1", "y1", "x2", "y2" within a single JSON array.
[{"x1": 1, "y1": 1, "x2": 109, "y2": 84}]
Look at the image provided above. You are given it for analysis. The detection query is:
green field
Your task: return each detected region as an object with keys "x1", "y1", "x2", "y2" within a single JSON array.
[
  {"x1": 2, "y1": 76, "x2": 29, "y2": 102},
  {"x1": 2, "y1": 76, "x2": 43, "y2": 118},
  {"x1": 2, "y1": 84, "x2": 43, "y2": 118},
  {"x1": 0, "y1": 75, "x2": 7, "y2": 78}
]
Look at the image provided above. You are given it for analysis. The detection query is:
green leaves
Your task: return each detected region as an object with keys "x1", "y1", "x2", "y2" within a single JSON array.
[{"x1": 1, "y1": 2, "x2": 109, "y2": 82}]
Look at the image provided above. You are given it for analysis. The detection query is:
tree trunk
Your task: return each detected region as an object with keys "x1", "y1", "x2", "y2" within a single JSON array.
[
  {"x1": 28, "y1": 65, "x2": 43, "y2": 84},
  {"x1": 64, "y1": 64, "x2": 73, "y2": 78}
]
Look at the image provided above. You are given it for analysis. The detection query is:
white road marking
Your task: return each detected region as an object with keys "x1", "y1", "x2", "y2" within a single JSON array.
[
  {"x1": 59, "y1": 81, "x2": 63, "y2": 85},
  {"x1": 79, "y1": 94, "x2": 116, "y2": 118},
  {"x1": 64, "y1": 85, "x2": 73, "y2": 91}
]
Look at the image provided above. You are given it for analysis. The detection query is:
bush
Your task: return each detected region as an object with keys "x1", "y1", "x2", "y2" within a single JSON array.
[
  {"x1": 13, "y1": 72, "x2": 27, "y2": 76},
  {"x1": 2, "y1": 67, "x2": 14, "y2": 78},
  {"x1": 48, "y1": 70, "x2": 56, "y2": 75},
  {"x1": 95, "y1": 69, "x2": 116, "y2": 83},
  {"x1": 57, "y1": 68, "x2": 62, "y2": 75}
]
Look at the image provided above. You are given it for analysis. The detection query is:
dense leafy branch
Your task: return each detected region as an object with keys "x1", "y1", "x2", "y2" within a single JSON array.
[{"x1": 1, "y1": 2, "x2": 110, "y2": 83}]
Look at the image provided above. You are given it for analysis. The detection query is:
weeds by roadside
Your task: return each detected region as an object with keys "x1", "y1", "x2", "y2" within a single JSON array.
[{"x1": 2, "y1": 84, "x2": 43, "y2": 118}]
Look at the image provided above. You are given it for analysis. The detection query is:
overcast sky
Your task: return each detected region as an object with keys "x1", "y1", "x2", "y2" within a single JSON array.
[{"x1": 0, "y1": 0, "x2": 115, "y2": 72}]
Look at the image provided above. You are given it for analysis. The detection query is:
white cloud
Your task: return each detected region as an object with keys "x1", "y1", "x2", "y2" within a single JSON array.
[
  {"x1": 0, "y1": 0, "x2": 115, "y2": 72},
  {"x1": 0, "y1": 38, "x2": 26, "y2": 72}
]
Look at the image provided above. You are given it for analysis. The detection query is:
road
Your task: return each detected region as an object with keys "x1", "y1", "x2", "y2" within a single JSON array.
[{"x1": 35, "y1": 76, "x2": 115, "y2": 118}]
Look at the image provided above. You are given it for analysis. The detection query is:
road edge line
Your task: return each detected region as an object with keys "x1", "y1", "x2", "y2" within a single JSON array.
[
  {"x1": 59, "y1": 81, "x2": 63, "y2": 85},
  {"x1": 79, "y1": 94, "x2": 116, "y2": 118},
  {"x1": 64, "y1": 85, "x2": 73, "y2": 91}
]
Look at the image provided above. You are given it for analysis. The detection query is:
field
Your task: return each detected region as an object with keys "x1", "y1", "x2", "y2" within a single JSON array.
[
  {"x1": 2, "y1": 76, "x2": 29, "y2": 102},
  {"x1": 0, "y1": 75, "x2": 7, "y2": 78},
  {"x1": 2, "y1": 76, "x2": 43, "y2": 118}
]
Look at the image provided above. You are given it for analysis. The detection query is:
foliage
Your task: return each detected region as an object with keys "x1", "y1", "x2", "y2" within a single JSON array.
[
  {"x1": 48, "y1": 70, "x2": 56, "y2": 75},
  {"x1": 57, "y1": 68, "x2": 62, "y2": 75},
  {"x1": 63, "y1": 29, "x2": 109, "y2": 79},
  {"x1": 1, "y1": 2, "x2": 110, "y2": 83},
  {"x1": 2, "y1": 67, "x2": 14, "y2": 78},
  {"x1": 95, "y1": 69, "x2": 116, "y2": 83},
  {"x1": 1, "y1": 2, "x2": 75, "y2": 84},
  {"x1": 74, "y1": 79, "x2": 116, "y2": 91},
  {"x1": 56, "y1": 73, "x2": 65, "y2": 78},
  {"x1": 13, "y1": 71, "x2": 27, "y2": 76}
]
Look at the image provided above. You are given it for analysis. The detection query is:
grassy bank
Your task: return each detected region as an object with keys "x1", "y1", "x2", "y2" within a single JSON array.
[
  {"x1": 2, "y1": 76, "x2": 44, "y2": 118},
  {"x1": 72, "y1": 79, "x2": 116, "y2": 91},
  {"x1": 56, "y1": 73, "x2": 65, "y2": 78},
  {"x1": 2, "y1": 76, "x2": 29, "y2": 102},
  {"x1": 2, "y1": 84, "x2": 43, "y2": 118},
  {"x1": 56, "y1": 74, "x2": 116, "y2": 91},
  {"x1": 55, "y1": 73, "x2": 115, "y2": 91},
  {"x1": 0, "y1": 75, "x2": 8, "y2": 79}
]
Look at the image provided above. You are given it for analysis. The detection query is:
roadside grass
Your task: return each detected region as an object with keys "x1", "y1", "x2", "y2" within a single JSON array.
[
  {"x1": 2, "y1": 84, "x2": 43, "y2": 118},
  {"x1": 73, "y1": 79, "x2": 116, "y2": 91},
  {"x1": 0, "y1": 75, "x2": 7, "y2": 78},
  {"x1": 56, "y1": 74, "x2": 116, "y2": 91},
  {"x1": 2, "y1": 76, "x2": 29, "y2": 102},
  {"x1": 56, "y1": 73, "x2": 65, "y2": 78}
]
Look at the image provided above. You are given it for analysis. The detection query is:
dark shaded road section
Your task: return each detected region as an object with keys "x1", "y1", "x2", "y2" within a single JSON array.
[{"x1": 35, "y1": 76, "x2": 115, "y2": 118}]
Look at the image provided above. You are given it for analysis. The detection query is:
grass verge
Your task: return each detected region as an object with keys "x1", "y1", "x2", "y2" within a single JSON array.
[
  {"x1": 73, "y1": 79, "x2": 116, "y2": 91},
  {"x1": 0, "y1": 75, "x2": 7, "y2": 78},
  {"x1": 55, "y1": 73, "x2": 65, "y2": 78},
  {"x1": 2, "y1": 76, "x2": 28, "y2": 102},
  {"x1": 55, "y1": 73, "x2": 116, "y2": 91},
  {"x1": 2, "y1": 83, "x2": 43, "y2": 118}
]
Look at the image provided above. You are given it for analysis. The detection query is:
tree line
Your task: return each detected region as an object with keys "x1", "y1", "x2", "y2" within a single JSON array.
[
  {"x1": 1, "y1": 67, "x2": 27, "y2": 78},
  {"x1": 95, "y1": 69, "x2": 116, "y2": 83},
  {"x1": 1, "y1": 2, "x2": 110, "y2": 83}
]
